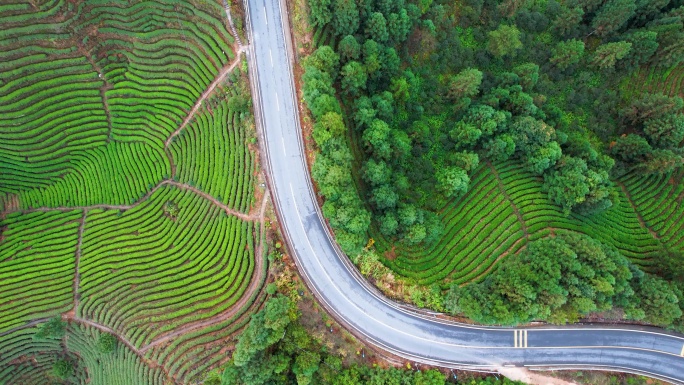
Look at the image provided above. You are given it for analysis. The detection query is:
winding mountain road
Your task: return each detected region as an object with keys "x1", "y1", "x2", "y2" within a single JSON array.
[{"x1": 243, "y1": 0, "x2": 684, "y2": 382}]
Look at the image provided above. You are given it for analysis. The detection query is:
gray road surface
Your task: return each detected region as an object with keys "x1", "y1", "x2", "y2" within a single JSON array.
[{"x1": 243, "y1": 0, "x2": 684, "y2": 382}]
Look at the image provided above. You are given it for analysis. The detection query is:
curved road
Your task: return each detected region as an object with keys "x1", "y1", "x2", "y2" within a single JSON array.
[{"x1": 243, "y1": 0, "x2": 684, "y2": 382}]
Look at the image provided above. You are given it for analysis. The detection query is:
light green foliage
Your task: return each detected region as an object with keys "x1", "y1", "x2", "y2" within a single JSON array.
[
  {"x1": 436, "y1": 167, "x2": 470, "y2": 198},
  {"x1": 550, "y1": 39, "x2": 585, "y2": 69},
  {"x1": 591, "y1": 41, "x2": 632, "y2": 69},
  {"x1": 448, "y1": 68, "x2": 483, "y2": 99},
  {"x1": 96, "y1": 333, "x2": 117, "y2": 354},
  {"x1": 487, "y1": 25, "x2": 522, "y2": 57}
]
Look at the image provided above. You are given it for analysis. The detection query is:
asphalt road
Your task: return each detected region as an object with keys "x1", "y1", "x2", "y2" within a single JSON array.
[{"x1": 243, "y1": 0, "x2": 684, "y2": 382}]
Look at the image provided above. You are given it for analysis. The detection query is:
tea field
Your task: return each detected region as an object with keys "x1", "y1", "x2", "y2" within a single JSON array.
[
  {"x1": 375, "y1": 161, "x2": 684, "y2": 288},
  {"x1": 0, "y1": 0, "x2": 267, "y2": 383}
]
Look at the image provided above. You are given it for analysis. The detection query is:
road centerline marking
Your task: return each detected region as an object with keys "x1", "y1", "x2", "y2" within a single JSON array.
[
  {"x1": 269, "y1": 49, "x2": 273, "y2": 67},
  {"x1": 680, "y1": 344, "x2": 684, "y2": 356},
  {"x1": 263, "y1": 6, "x2": 267, "y2": 24}
]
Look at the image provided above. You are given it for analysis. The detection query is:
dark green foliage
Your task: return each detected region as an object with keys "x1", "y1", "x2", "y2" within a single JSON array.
[
  {"x1": 309, "y1": 0, "x2": 332, "y2": 27},
  {"x1": 221, "y1": 296, "x2": 470, "y2": 385},
  {"x1": 592, "y1": 0, "x2": 637, "y2": 36},
  {"x1": 332, "y1": 0, "x2": 360, "y2": 36},
  {"x1": 447, "y1": 233, "x2": 655, "y2": 325},
  {"x1": 619, "y1": 31, "x2": 659, "y2": 70},
  {"x1": 34, "y1": 318, "x2": 66, "y2": 340},
  {"x1": 643, "y1": 114, "x2": 684, "y2": 148},
  {"x1": 551, "y1": 5, "x2": 584, "y2": 36},
  {"x1": 365, "y1": 12, "x2": 389, "y2": 43},
  {"x1": 97, "y1": 333, "x2": 117, "y2": 354},
  {"x1": 633, "y1": 274, "x2": 682, "y2": 325},
  {"x1": 338, "y1": 35, "x2": 360, "y2": 61},
  {"x1": 306, "y1": 0, "x2": 684, "y2": 328},
  {"x1": 543, "y1": 156, "x2": 612, "y2": 214},
  {"x1": 52, "y1": 358, "x2": 73, "y2": 379},
  {"x1": 621, "y1": 93, "x2": 683, "y2": 126}
]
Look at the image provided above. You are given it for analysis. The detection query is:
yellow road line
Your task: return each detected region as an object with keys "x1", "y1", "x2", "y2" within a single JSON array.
[
  {"x1": 680, "y1": 344, "x2": 684, "y2": 357},
  {"x1": 524, "y1": 330, "x2": 528, "y2": 348}
]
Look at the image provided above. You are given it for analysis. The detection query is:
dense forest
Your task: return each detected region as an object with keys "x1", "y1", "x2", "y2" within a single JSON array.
[{"x1": 301, "y1": 0, "x2": 684, "y2": 328}]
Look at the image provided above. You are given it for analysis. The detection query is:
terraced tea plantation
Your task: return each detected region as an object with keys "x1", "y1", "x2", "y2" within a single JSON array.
[
  {"x1": 375, "y1": 161, "x2": 683, "y2": 288},
  {"x1": 0, "y1": 1, "x2": 267, "y2": 383}
]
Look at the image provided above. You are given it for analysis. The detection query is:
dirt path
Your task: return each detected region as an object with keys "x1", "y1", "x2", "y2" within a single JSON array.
[
  {"x1": 5, "y1": 180, "x2": 257, "y2": 221},
  {"x1": 139, "y1": 191, "x2": 269, "y2": 353},
  {"x1": 223, "y1": 0, "x2": 244, "y2": 49},
  {"x1": 72, "y1": 211, "x2": 86, "y2": 315},
  {"x1": 164, "y1": 51, "x2": 246, "y2": 150},
  {"x1": 488, "y1": 161, "x2": 529, "y2": 238},
  {"x1": 497, "y1": 367, "x2": 578, "y2": 385},
  {"x1": 616, "y1": 181, "x2": 661, "y2": 241}
]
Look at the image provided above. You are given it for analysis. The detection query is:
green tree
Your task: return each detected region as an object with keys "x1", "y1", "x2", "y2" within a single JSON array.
[
  {"x1": 591, "y1": 0, "x2": 637, "y2": 36},
  {"x1": 591, "y1": 41, "x2": 632, "y2": 69},
  {"x1": 233, "y1": 296, "x2": 292, "y2": 366},
  {"x1": 371, "y1": 184, "x2": 398, "y2": 209},
  {"x1": 305, "y1": 46, "x2": 340, "y2": 79},
  {"x1": 449, "y1": 121, "x2": 482, "y2": 148},
  {"x1": 638, "y1": 149, "x2": 683, "y2": 174},
  {"x1": 636, "y1": 275, "x2": 682, "y2": 326},
  {"x1": 340, "y1": 61, "x2": 367, "y2": 94},
  {"x1": 332, "y1": 0, "x2": 360, "y2": 36},
  {"x1": 308, "y1": 0, "x2": 332, "y2": 28},
  {"x1": 487, "y1": 24, "x2": 522, "y2": 57},
  {"x1": 447, "y1": 68, "x2": 483, "y2": 100},
  {"x1": 97, "y1": 333, "x2": 117, "y2": 354},
  {"x1": 643, "y1": 114, "x2": 684, "y2": 149},
  {"x1": 513, "y1": 63, "x2": 539, "y2": 91},
  {"x1": 365, "y1": 12, "x2": 389, "y2": 43},
  {"x1": 52, "y1": 358, "x2": 73, "y2": 380},
  {"x1": 436, "y1": 166, "x2": 469, "y2": 198},
  {"x1": 362, "y1": 119, "x2": 391, "y2": 159},
  {"x1": 312, "y1": 112, "x2": 346, "y2": 147},
  {"x1": 619, "y1": 31, "x2": 659, "y2": 70},
  {"x1": 610, "y1": 134, "x2": 652, "y2": 163},
  {"x1": 550, "y1": 39, "x2": 585, "y2": 69},
  {"x1": 621, "y1": 93, "x2": 684, "y2": 125},
  {"x1": 551, "y1": 5, "x2": 584, "y2": 36},
  {"x1": 34, "y1": 318, "x2": 66, "y2": 340},
  {"x1": 338, "y1": 35, "x2": 360, "y2": 61},
  {"x1": 293, "y1": 351, "x2": 321, "y2": 385}
]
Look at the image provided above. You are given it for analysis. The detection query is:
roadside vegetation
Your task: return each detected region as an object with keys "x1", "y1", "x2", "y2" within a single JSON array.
[{"x1": 300, "y1": 0, "x2": 684, "y2": 329}]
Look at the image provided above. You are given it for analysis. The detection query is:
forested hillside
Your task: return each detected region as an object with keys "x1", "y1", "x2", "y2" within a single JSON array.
[{"x1": 301, "y1": 0, "x2": 684, "y2": 328}]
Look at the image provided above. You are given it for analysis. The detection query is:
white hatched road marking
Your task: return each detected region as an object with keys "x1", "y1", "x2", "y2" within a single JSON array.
[{"x1": 514, "y1": 330, "x2": 528, "y2": 348}]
